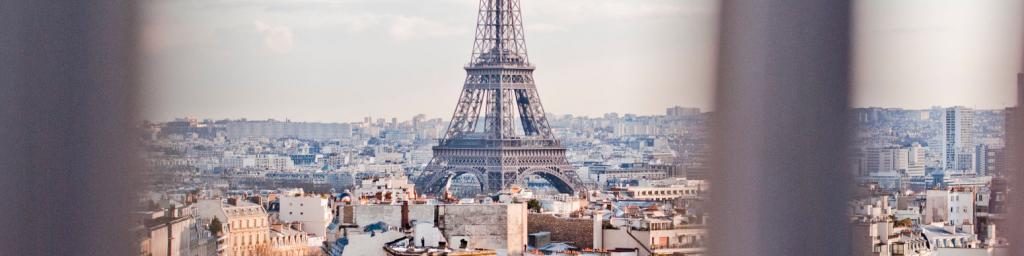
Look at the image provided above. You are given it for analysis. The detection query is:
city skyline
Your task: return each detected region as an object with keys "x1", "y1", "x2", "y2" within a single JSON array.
[
  {"x1": 141, "y1": 0, "x2": 1020, "y2": 122},
  {"x1": 147, "y1": 105, "x2": 702, "y2": 123},
  {"x1": 141, "y1": 0, "x2": 718, "y2": 123},
  {"x1": 148, "y1": 104, "x2": 1011, "y2": 124},
  {"x1": 8, "y1": 0, "x2": 1024, "y2": 255}
]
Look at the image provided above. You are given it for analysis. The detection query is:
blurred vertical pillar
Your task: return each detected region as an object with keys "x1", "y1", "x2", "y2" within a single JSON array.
[
  {"x1": 0, "y1": 1, "x2": 140, "y2": 255},
  {"x1": 1009, "y1": 73, "x2": 1024, "y2": 253},
  {"x1": 1008, "y1": 2, "x2": 1024, "y2": 251},
  {"x1": 709, "y1": 0, "x2": 851, "y2": 255}
]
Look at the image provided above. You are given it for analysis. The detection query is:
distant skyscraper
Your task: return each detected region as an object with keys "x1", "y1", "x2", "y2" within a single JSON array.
[
  {"x1": 864, "y1": 147, "x2": 898, "y2": 174},
  {"x1": 906, "y1": 143, "x2": 927, "y2": 177},
  {"x1": 666, "y1": 106, "x2": 700, "y2": 119},
  {"x1": 976, "y1": 144, "x2": 1005, "y2": 176},
  {"x1": 863, "y1": 144, "x2": 925, "y2": 177},
  {"x1": 942, "y1": 106, "x2": 975, "y2": 172}
]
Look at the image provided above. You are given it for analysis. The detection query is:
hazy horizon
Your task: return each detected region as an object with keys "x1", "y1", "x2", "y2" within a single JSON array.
[
  {"x1": 141, "y1": 0, "x2": 719, "y2": 123},
  {"x1": 852, "y1": 0, "x2": 1022, "y2": 110},
  {"x1": 141, "y1": 0, "x2": 1020, "y2": 123},
  {"x1": 149, "y1": 104, "x2": 1014, "y2": 124}
]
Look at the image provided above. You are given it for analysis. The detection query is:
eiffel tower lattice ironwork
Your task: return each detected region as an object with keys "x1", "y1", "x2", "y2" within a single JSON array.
[{"x1": 416, "y1": 0, "x2": 585, "y2": 196}]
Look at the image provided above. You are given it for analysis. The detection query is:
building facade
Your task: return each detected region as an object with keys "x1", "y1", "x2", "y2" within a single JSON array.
[
  {"x1": 197, "y1": 199, "x2": 271, "y2": 256},
  {"x1": 942, "y1": 107, "x2": 975, "y2": 172},
  {"x1": 279, "y1": 195, "x2": 333, "y2": 239}
]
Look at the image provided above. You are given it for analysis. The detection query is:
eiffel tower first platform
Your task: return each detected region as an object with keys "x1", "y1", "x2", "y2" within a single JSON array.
[{"x1": 416, "y1": 0, "x2": 585, "y2": 197}]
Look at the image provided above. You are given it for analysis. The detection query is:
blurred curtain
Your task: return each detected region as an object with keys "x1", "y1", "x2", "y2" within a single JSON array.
[
  {"x1": 709, "y1": 0, "x2": 853, "y2": 255},
  {"x1": 1009, "y1": 75, "x2": 1024, "y2": 254},
  {"x1": 0, "y1": 1, "x2": 140, "y2": 255}
]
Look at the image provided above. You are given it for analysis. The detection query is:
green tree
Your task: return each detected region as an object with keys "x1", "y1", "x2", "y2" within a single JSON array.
[
  {"x1": 208, "y1": 217, "x2": 223, "y2": 235},
  {"x1": 527, "y1": 199, "x2": 541, "y2": 213}
]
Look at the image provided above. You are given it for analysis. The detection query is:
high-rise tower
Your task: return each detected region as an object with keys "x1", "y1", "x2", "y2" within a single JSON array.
[
  {"x1": 416, "y1": 0, "x2": 585, "y2": 196},
  {"x1": 943, "y1": 106, "x2": 975, "y2": 172}
]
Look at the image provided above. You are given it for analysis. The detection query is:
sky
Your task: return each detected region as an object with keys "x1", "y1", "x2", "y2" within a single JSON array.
[
  {"x1": 853, "y1": 0, "x2": 1022, "y2": 109},
  {"x1": 141, "y1": 0, "x2": 1021, "y2": 123},
  {"x1": 140, "y1": 0, "x2": 719, "y2": 122}
]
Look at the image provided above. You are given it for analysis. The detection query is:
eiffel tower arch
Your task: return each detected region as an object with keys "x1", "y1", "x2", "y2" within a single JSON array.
[{"x1": 416, "y1": 0, "x2": 586, "y2": 197}]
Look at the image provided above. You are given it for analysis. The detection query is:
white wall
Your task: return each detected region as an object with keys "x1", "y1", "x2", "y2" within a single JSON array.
[{"x1": 279, "y1": 196, "x2": 332, "y2": 238}]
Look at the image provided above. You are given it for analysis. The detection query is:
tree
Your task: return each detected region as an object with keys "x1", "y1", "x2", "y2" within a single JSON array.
[
  {"x1": 895, "y1": 218, "x2": 914, "y2": 227},
  {"x1": 208, "y1": 217, "x2": 223, "y2": 235},
  {"x1": 527, "y1": 199, "x2": 541, "y2": 213}
]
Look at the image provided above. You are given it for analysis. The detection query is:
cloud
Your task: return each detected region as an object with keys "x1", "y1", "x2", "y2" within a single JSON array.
[
  {"x1": 389, "y1": 16, "x2": 467, "y2": 41},
  {"x1": 254, "y1": 20, "x2": 294, "y2": 54},
  {"x1": 344, "y1": 14, "x2": 382, "y2": 33}
]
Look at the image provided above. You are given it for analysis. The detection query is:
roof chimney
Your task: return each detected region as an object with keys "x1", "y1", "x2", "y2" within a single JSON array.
[
  {"x1": 401, "y1": 201, "x2": 411, "y2": 230},
  {"x1": 167, "y1": 204, "x2": 178, "y2": 218},
  {"x1": 249, "y1": 196, "x2": 262, "y2": 205}
]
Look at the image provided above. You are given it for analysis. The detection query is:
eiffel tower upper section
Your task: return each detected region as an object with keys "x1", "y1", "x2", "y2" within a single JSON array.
[{"x1": 440, "y1": 0, "x2": 556, "y2": 147}]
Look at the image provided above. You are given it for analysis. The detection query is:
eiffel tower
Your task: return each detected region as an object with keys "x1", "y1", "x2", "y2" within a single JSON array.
[{"x1": 416, "y1": 0, "x2": 585, "y2": 196}]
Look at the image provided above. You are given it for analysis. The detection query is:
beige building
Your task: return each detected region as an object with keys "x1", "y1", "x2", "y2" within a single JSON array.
[
  {"x1": 197, "y1": 199, "x2": 271, "y2": 256},
  {"x1": 137, "y1": 206, "x2": 218, "y2": 256},
  {"x1": 268, "y1": 223, "x2": 321, "y2": 256}
]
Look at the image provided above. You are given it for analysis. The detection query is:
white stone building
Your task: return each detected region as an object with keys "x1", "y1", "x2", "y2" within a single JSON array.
[
  {"x1": 337, "y1": 203, "x2": 528, "y2": 255},
  {"x1": 352, "y1": 174, "x2": 417, "y2": 204},
  {"x1": 925, "y1": 187, "x2": 976, "y2": 227},
  {"x1": 609, "y1": 179, "x2": 706, "y2": 201},
  {"x1": 592, "y1": 209, "x2": 706, "y2": 256},
  {"x1": 279, "y1": 194, "x2": 332, "y2": 238},
  {"x1": 256, "y1": 154, "x2": 295, "y2": 170}
]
